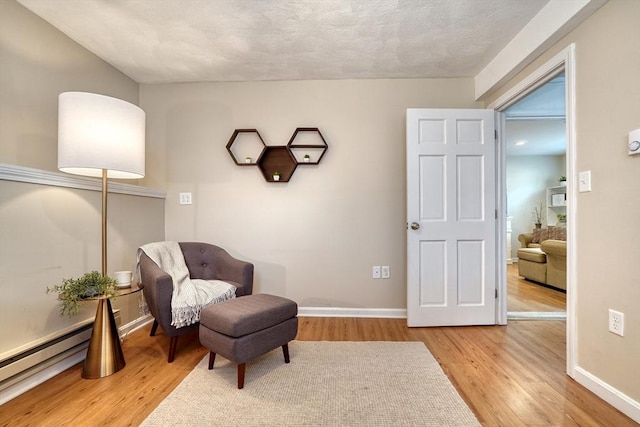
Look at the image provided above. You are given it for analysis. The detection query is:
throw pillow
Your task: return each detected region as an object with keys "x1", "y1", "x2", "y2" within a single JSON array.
[
  {"x1": 532, "y1": 228, "x2": 549, "y2": 243},
  {"x1": 549, "y1": 225, "x2": 567, "y2": 241}
]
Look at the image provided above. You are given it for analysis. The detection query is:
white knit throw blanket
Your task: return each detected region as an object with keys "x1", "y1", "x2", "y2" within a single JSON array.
[{"x1": 137, "y1": 241, "x2": 236, "y2": 328}]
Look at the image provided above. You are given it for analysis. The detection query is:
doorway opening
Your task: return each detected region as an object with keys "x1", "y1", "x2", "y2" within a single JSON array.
[
  {"x1": 490, "y1": 44, "x2": 577, "y2": 375},
  {"x1": 504, "y1": 73, "x2": 567, "y2": 320}
]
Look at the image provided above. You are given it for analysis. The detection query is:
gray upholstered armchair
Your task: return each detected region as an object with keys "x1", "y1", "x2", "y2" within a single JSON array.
[{"x1": 139, "y1": 242, "x2": 254, "y2": 362}]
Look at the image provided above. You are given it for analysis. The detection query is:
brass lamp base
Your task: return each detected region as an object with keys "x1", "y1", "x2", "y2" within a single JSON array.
[{"x1": 82, "y1": 298, "x2": 125, "y2": 379}]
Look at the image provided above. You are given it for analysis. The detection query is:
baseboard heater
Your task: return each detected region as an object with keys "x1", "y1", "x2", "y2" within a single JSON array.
[{"x1": 0, "y1": 318, "x2": 95, "y2": 390}]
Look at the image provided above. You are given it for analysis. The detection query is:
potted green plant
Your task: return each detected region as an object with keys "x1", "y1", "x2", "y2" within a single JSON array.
[
  {"x1": 303, "y1": 154, "x2": 310, "y2": 163},
  {"x1": 559, "y1": 175, "x2": 567, "y2": 186},
  {"x1": 556, "y1": 213, "x2": 567, "y2": 223},
  {"x1": 47, "y1": 271, "x2": 117, "y2": 316},
  {"x1": 273, "y1": 171, "x2": 280, "y2": 181},
  {"x1": 245, "y1": 156, "x2": 251, "y2": 164}
]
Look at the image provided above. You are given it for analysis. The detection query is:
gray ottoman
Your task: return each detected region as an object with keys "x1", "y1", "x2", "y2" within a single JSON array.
[{"x1": 199, "y1": 293, "x2": 298, "y2": 389}]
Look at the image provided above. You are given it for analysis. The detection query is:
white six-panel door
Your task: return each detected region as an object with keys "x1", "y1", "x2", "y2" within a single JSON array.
[{"x1": 407, "y1": 109, "x2": 496, "y2": 326}]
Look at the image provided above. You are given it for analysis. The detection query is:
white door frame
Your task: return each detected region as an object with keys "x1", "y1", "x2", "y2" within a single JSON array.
[{"x1": 487, "y1": 44, "x2": 577, "y2": 377}]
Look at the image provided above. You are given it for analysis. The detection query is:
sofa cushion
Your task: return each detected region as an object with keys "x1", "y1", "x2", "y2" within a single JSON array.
[{"x1": 517, "y1": 248, "x2": 547, "y2": 263}]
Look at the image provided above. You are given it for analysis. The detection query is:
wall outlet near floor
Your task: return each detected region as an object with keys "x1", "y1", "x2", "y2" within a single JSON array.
[
  {"x1": 372, "y1": 266, "x2": 381, "y2": 279},
  {"x1": 381, "y1": 266, "x2": 390, "y2": 279},
  {"x1": 608, "y1": 309, "x2": 624, "y2": 337}
]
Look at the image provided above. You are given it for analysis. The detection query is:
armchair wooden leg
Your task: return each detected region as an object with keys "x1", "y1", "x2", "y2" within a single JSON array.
[
  {"x1": 237, "y1": 363, "x2": 245, "y2": 389},
  {"x1": 282, "y1": 343, "x2": 290, "y2": 363},
  {"x1": 168, "y1": 336, "x2": 178, "y2": 363},
  {"x1": 208, "y1": 352, "x2": 216, "y2": 370},
  {"x1": 150, "y1": 319, "x2": 159, "y2": 336}
]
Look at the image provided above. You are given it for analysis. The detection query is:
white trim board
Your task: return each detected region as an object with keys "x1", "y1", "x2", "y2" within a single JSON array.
[
  {"x1": 489, "y1": 44, "x2": 577, "y2": 380},
  {"x1": 574, "y1": 367, "x2": 640, "y2": 424},
  {"x1": 298, "y1": 307, "x2": 406, "y2": 319},
  {"x1": 475, "y1": 0, "x2": 606, "y2": 100},
  {"x1": 0, "y1": 163, "x2": 166, "y2": 199}
]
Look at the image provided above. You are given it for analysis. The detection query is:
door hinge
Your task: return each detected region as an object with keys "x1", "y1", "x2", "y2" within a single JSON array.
[
  {"x1": 495, "y1": 289, "x2": 498, "y2": 299},
  {"x1": 495, "y1": 209, "x2": 498, "y2": 219},
  {"x1": 495, "y1": 129, "x2": 498, "y2": 141}
]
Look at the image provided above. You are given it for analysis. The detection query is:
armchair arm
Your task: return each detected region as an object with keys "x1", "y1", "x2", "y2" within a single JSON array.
[
  {"x1": 213, "y1": 251, "x2": 254, "y2": 296},
  {"x1": 518, "y1": 233, "x2": 534, "y2": 248}
]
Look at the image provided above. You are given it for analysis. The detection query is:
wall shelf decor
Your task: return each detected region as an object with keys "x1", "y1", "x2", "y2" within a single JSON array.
[
  {"x1": 287, "y1": 127, "x2": 328, "y2": 165},
  {"x1": 226, "y1": 127, "x2": 328, "y2": 183},
  {"x1": 226, "y1": 129, "x2": 266, "y2": 166}
]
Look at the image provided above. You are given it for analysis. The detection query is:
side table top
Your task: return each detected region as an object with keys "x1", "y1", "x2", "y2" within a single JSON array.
[{"x1": 114, "y1": 283, "x2": 142, "y2": 298}]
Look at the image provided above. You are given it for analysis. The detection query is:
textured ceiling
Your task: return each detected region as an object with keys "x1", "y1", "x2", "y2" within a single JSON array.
[{"x1": 17, "y1": 0, "x2": 548, "y2": 84}]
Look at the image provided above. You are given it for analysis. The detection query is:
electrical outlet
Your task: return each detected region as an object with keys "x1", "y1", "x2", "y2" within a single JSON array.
[
  {"x1": 608, "y1": 309, "x2": 624, "y2": 337},
  {"x1": 372, "y1": 266, "x2": 381, "y2": 279},
  {"x1": 179, "y1": 192, "x2": 192, "y2": 205},
  {"x1": 381, "y1": 266, "x2": 390, "y2": 279}
]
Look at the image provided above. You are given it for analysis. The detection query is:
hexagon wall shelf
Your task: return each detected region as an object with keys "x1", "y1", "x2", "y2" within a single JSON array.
[
  {"x1": 226, "y1": 127, "x2": 328, "y2": 183},
  {"x1": 288, "y1": 127, "x2": 328, "y2": 165},
  {"x1": 226, "y1": 129, "x2": 266, "y2": 166}
]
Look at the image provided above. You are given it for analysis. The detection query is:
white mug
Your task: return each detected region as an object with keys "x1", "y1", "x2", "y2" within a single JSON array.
[{"x1": 114, "y1": 270, "x2": 133, "y2": 285}]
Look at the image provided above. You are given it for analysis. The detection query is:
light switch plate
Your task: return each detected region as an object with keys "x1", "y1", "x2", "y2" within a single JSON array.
[
  {"x1": 179, "y1": 192, "x2": 192, "y2": 205},
  {"x1": 578, "y1": 171, "x2": 591, "y2": 192}
]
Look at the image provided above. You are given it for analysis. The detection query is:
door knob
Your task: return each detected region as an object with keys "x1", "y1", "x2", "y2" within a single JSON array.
[{"x1": 410, "y1": 222, "x2": 420, "y2": 230}]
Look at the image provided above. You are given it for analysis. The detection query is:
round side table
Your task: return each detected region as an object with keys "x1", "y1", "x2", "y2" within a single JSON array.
[{"x1": 82, "y1": 283, "x2": 142, "y2": 379}]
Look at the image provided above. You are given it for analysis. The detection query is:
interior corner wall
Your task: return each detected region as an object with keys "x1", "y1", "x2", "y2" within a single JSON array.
[
  {"x1": 484, "y1": 0, "x2": 640, "y2": 405},
  {"x1": 0, "y1": 0, "x2": 163, "y2": 361},
  {"x1": 140, "y1": 79, "x2": 481, "y2": 310},
  {"x1": 0, "y1": 0, "x2": 139, "y2": 171}
]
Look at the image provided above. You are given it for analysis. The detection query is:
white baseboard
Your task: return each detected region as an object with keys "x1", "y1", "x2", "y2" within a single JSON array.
[
  {"x1": 574, "y1": 366, "x2": 640, "y2": 423},
  {"x1": 298, "y1": 307, "x2": 407, "y2": 318},
  {"x1": 0, "y1": 315, "x2": 153, "y2": 406}
]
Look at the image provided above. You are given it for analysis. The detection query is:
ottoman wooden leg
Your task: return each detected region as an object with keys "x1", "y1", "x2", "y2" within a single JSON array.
[
  {"x1": 237, "y1": 363, "x2": 245, "y2": 389},
  {"x1": 208, "y1": 351, "x2": 216, "y2": 370},
  {"x1": 282, "y1": 343, "x2": 290, "y2": 363}
]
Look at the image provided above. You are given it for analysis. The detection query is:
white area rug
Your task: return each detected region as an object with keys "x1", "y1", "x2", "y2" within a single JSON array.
[{"x1": 141, "y1": 341, "x2": 480, "y2": 426}]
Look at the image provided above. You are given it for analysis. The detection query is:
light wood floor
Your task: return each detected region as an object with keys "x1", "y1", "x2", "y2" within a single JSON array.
[
  {"x1": 1, "y1": 316, "x2": 634, "y2": 426},
  {"x1": 506, "y1": 263, "x2": 566, "y2": 312}
]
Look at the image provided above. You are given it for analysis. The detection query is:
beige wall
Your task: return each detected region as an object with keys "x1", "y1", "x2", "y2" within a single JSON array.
[
  {"x1": 484, "y1": 0, "x2": 640, "y2": 402},
  {"x1": 140, "y1": 79, "x2": 481, "y2": 309},
  {"x1": 0, "y1": 180, "x2": 165, "y2": 354},
  {"x1": 0, "y1": 0, "x2": 164, "y2": 357},
  {"x1": 0, "y1": 0, "x2": 139, "y2": 171}
]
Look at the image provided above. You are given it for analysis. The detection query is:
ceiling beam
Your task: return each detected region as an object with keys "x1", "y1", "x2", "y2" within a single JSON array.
[{"x1": 474, "y1": 0, "x2": 607, "y2": 101}]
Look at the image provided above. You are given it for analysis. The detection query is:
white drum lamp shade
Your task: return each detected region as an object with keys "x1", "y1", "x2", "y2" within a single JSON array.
[{"x1": 58, "y1": 92, "x2": 145, "y2": 179}]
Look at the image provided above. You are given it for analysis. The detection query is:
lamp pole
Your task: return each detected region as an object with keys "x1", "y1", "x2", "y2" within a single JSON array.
[{"x1": 101, "y1": 169, "x2": 108, "y2": 277}]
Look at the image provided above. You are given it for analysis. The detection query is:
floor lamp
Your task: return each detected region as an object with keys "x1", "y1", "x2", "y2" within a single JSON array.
[{"x1": 58, "y1": 91, "x2": 145, "y2": 378}]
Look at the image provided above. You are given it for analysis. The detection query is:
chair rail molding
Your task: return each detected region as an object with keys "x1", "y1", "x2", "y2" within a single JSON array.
[{"x1": 0, "y1": 163, "x2": 166, "y2": 198}]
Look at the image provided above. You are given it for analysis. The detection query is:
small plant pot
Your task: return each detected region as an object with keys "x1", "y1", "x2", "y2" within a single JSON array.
[
  {"x1": 303, "y1": 156, "x2": 310, "y2": 163},
  {"x1": 560, "y1": 181, "x2": 567, "y2": 187},
  {"x1": 245, "y1": 157, "x2": 252, "y2": 164},
  {"x1": 273, "y1": 175, "x2": 280, "y2": 181}
]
